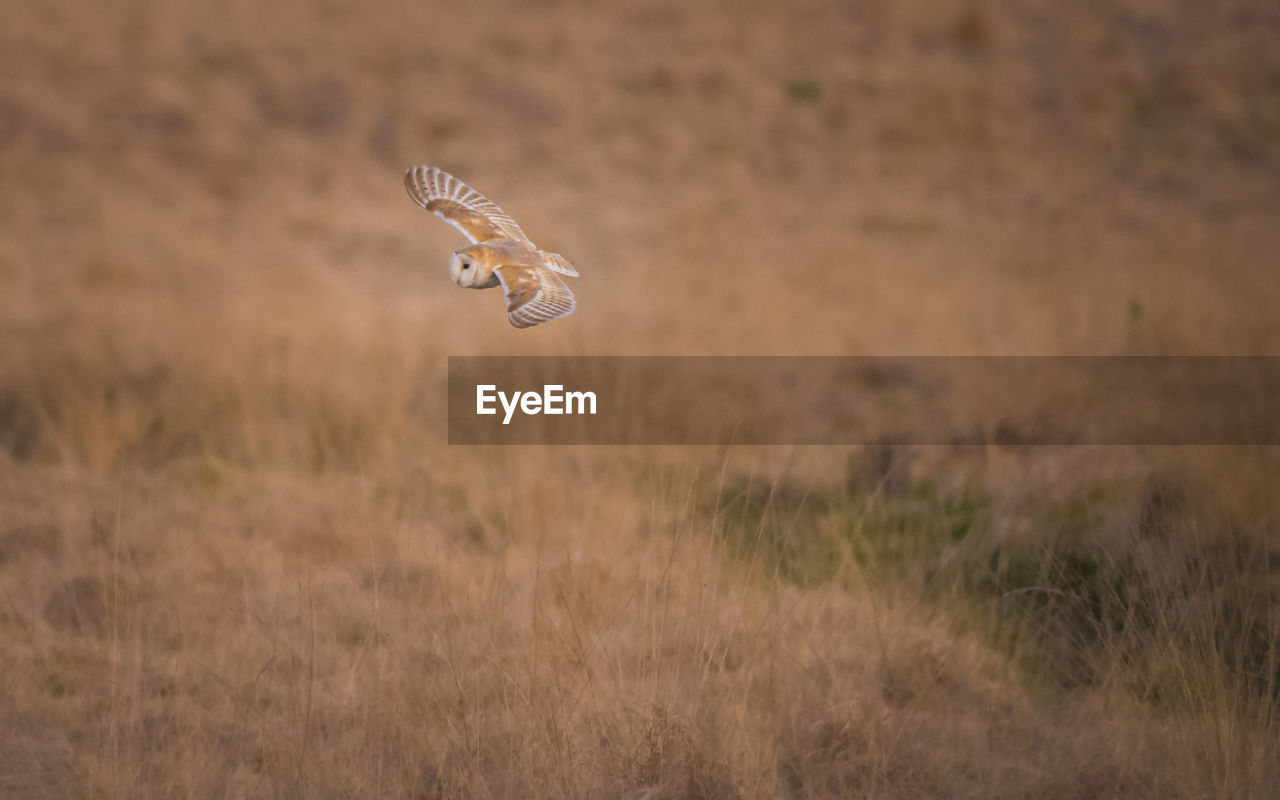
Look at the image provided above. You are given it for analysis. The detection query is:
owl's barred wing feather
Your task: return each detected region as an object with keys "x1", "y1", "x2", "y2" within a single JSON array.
[
  {"x1": 495, "y1": 264, "x2": 576, "y2": 329},
  {"x1": 539, "y1": 251, "x2": 579, "y2": 277},
  {"x1": 404, "y1": 165, "x2": 531, "y2": 244}
]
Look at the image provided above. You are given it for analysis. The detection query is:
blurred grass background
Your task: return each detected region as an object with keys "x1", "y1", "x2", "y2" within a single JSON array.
[{"x1": 1, "y1": 0, "x2": 1278, "y2": 797}]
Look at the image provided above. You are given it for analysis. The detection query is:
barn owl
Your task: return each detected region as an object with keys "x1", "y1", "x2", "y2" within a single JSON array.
[{"x1": 404, "y1": 165, "x2": 578, "y2": 328}]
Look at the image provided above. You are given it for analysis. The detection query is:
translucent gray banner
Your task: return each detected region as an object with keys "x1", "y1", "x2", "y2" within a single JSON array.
[{"x1": 447, "y1": 357, "x2": 1280, "y2": 445}]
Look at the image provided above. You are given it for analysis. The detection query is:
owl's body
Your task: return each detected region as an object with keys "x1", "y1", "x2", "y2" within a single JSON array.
[{"x1": 404, "y1": 165, "x2": 577, "y2": 328}]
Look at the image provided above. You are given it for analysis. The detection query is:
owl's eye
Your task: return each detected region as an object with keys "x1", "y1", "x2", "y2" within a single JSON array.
[{"x1": 462, "y1": 262, "x2": 471, "y2": 270}]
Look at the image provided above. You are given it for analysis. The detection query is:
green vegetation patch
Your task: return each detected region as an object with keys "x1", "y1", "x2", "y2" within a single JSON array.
[
  {"x1": 712, "y1": 472, "x2": 989, "y2": 588},
  {"x1": 709, "y1": 463, "x2": 1280, "y2": 714}
]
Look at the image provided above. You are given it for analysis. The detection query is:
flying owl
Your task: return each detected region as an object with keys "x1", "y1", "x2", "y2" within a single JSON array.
[{"x1": 404, "y1": 165, "x2": 578, "y2": 328}]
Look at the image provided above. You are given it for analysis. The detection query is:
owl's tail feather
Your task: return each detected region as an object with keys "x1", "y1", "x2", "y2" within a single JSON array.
[{"x1": 540, "y1": 251, "x2": 579, "y2": 278}]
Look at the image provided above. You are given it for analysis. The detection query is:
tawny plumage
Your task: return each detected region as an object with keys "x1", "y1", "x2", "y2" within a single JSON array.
[{"x1": 404, "y1": 165, "x2": 578, "y2": 328}]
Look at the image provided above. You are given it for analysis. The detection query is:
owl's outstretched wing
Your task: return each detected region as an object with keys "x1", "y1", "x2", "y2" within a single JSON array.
[
  {"x1": 494, "y1": 263, "x2": 575, "y2": 328},
  {"x1": 538, "y1": 250, "x2": 579, "y2": 278},
  {"x1": 404, "y1": 165, "x2": 531, "y2": 244}
]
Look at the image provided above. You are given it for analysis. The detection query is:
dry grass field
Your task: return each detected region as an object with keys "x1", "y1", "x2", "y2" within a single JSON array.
[{"x1": 2, "y1": 0, "x2": 1279, "y2": 797}]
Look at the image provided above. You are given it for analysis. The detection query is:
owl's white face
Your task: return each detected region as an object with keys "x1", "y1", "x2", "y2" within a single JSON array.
[{"x1": 450, "y1": 248, "x2": 494, "y2": 288}]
